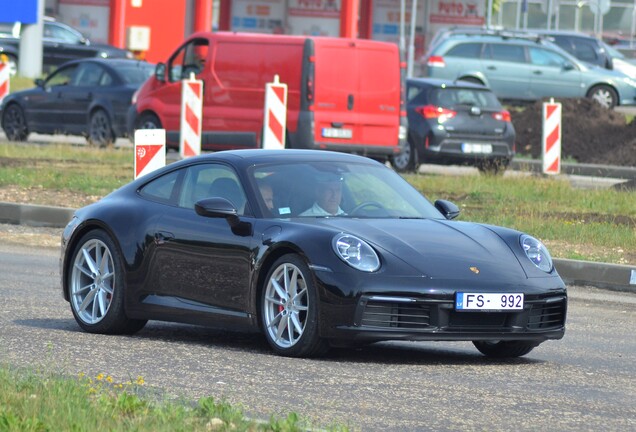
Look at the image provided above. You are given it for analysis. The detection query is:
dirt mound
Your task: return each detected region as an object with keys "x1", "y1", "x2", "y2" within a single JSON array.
[{"x1": 511, "y1": 98, "x2": 636, "y2": 167}]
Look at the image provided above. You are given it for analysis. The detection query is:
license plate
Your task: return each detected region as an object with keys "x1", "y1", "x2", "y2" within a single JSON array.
[
  {"x1": 322, "y1": 128, "x2": 352, "y2": 139},
  {"x1": 461, "y1": 143, "x2": 493, "y2": 154},
  {"x1": 456, "y1": 293, "x2": 524, "y2": 311}
]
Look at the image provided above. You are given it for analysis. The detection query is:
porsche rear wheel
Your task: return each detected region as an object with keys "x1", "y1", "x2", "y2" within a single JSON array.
[
  {"x1": 473, "y1": 340, "x2": 538, "y2": 358},
  {"x1": 261, "y1": 254, "x2": 328, "y2": 357},
  {"x1": 68, "y1": 229, "x2": 146, "y2": 335}
]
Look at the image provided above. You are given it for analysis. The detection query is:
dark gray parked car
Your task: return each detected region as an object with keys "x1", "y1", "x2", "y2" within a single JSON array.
[{"x1": 392, "y1": 78, "x2": 515, "y2": 174}]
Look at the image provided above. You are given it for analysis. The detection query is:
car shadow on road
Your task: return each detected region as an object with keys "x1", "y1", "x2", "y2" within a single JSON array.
[{"x1": 18, "y1": 318, "x2": 544, "y2": 365}]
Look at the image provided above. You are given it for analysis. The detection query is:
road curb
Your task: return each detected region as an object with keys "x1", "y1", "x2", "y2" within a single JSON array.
[
  {"x1": 0, "y1": 201, "x2": 634, "y2": 293},
  {"x1": 0, "y1": 202, "x2": 75, "y2": 228},
  {"x1": 511, "y1": 160, "x2": 636, "y2": 180},
  {"x1": 554, "y1": 259, "x2": 635, "y2": 292}
]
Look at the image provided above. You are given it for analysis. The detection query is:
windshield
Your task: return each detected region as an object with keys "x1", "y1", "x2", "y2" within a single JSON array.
[{"x1": 250, "y1": 161, "x2": 443, "y2": 219}]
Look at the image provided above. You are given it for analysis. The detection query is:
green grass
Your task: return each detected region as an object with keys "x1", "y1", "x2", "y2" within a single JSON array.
[
  {"x1": 0, "y1": 144, "x2": 133, "y2": 197},
  {"x1": 0, "y1": 142, "x2": 634, "y2": 265},
  {"x1": 0, "y1": 365, "x2": 337, "y2": 432},
  {"x1": 9, "y1": 75, "x2": 39, "y2": 92}
]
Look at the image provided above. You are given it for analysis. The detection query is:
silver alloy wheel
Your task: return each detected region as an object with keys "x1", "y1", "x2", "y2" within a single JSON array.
[
  {"x1": 591, "y1": 87, "x2": 614, "y2": 108},
  {"x1": 70, "y1": 239, "x2": 115, "y2": 324},
  {"x1": 263, "y1": 262, "x2": 309, "y2": 348},
  {"x1": 89, "y1": 110, "x2": 112, "y2": 146}
]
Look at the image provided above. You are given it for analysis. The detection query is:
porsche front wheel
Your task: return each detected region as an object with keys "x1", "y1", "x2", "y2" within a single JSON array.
[
  {"x1": 67, "y1": 229, "x2": 146, "y2": 335},
  {"x1": 473, "y1": 340, "x2": 538, "y2": 358},
  {"x1": 261, "y1": 254, "x2": 328, "y2": 357}
]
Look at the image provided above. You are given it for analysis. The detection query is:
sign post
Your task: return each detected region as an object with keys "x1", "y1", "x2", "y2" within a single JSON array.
[
  {"x1": 542, "y1": 98, "x2": 562, "y2": 175},
  {"x1": 0, "y1": 62, "x2": 10, "y2": 104},
  {"x1": 262, "y1": 74, "x2": 288, "y2": 149},
  {"x1": 134, "y1": 129, "x2": 166, "y2": 179},
  {"x1": 180, "y1": 73, "x2": 203, "y2": 159}
]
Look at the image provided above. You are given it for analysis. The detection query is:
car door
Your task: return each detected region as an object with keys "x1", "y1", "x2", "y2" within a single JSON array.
[
  {"x1": 528, "y1": 47, "x2": 583, "y2": 99},
  {"x1": 60, "y1": 62, "x2": 108, "y2": 133},
  {"x1": 24, "y1": 64, "x2": 79, "y2": 132},
  {"x1": 144, "y1": 163, "x2": 254, "y2": 316},
  {"x1": 480, "y1": 43, "x2": 533, "y2": 100}
]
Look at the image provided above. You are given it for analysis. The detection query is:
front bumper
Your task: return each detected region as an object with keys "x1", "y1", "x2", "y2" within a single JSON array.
[{"x1": 331, "y1": 292, "x2": 566, "y2": 342}]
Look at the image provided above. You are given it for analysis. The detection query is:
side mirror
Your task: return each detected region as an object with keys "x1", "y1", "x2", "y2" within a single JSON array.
[
  {"x1": 34, "y1": 78, "x2": 45, "y2": 87},
  {"x1": 155, "y1": 63, "x2": 166, "y2": 82},
  {"x1": 434, "y1": 199, "x2": 460, "y2": 220},
  {"x1": 562, "y1": 62, "x2": 575, "y2": 71},
  {"x1": 195, "y1": 197, "x2": 252, "y2": 236}
]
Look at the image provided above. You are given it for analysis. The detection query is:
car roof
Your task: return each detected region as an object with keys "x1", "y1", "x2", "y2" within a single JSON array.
[{"x1": 170, "y1": 149, "x2": 382, "y2": 169}]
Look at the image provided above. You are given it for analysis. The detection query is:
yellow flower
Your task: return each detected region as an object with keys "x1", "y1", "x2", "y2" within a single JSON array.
[
  {"x1": 96, "y1": 373, "x2": 104, "y2": 381},
  {"x1": 106, "y1": 376, "x2": 113, "y2": 383},
  {"x1": 136, "y1": 376, "x2": 145, "y2": 385}
]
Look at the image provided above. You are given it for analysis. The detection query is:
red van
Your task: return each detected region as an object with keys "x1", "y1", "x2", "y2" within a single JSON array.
[{"x1": 128, "y1": 32, "x2": 404, "y2": 160}]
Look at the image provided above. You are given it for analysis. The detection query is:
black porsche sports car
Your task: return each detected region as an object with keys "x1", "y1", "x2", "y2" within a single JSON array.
[{"x1": 60, "y1": 150, "x2": 567, "y2": 358}]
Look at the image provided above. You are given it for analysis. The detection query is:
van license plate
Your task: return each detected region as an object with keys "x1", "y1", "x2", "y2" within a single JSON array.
[
  {"x1": 461, "y1": 143, "x2": 492, "y2": 154},
  {"x1": 456, "y1": 293, "x2": 524, "y2": 311},
  {"x1": 322, "y1": 128, "x2": 352, "y2": 139}
]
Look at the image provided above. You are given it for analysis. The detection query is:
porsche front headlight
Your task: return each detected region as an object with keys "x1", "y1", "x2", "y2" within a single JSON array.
[
  {"x1": 521, "y1": 235, "x2": 553, "y2": 273},
  {"x1": 332, "y1": 234, "x2": 380, "y2": 272}
]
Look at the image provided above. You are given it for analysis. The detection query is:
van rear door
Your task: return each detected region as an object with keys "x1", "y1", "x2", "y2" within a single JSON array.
[{"x1": 312, "y1": 39, "x2": 400, "y2": 156}]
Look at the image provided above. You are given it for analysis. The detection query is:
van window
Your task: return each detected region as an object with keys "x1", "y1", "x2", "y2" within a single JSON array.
[{"x1": 168, "y1": 38, "x2": 209, "y2": 82}]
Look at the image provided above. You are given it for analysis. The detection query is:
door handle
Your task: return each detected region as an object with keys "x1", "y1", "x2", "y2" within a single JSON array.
[
  {"x1": 487, "y1": 66, "x2": 496, "y2": 70},
  {"x1": 347, "y1": 94, "x2": 354, "y2": 110},
  {"x1": 533, "y1": 70, "x2": 542, "y2": 75},
  {"x1": 154, "y1": 231, "x2": 174, "y2": 245}
]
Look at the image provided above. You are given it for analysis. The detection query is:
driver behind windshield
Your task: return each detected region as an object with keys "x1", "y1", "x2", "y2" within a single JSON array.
[{"x1": 300, "y1": 173, "x2": 346, "y2": 216}]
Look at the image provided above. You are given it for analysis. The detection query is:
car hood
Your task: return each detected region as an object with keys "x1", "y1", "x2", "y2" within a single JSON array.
[{"x1": 303, "y1": 218, "x2": 527, "y2": 281}]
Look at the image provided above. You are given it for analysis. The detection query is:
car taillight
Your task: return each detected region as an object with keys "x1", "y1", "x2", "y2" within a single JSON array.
[
  {"x1": 427, "y1": 55, "x2": 446, "y2": 67},
  {"x1": 492, "y1": 110, "x2": 511, "y2": 122},
  {"x1": 415, "y1": 105, "x2": 456, "y2": 123}
]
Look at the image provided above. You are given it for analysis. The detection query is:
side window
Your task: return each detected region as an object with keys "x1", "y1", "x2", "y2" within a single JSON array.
[
  {"x1": 486, "y1": 43, "x2": 526, "y2": 63},
  {"x1": 45, "y1": 65, "x2": 78, "y2": 87},
  {"x1": 529, "y1": 48, "x2": 566, "y2": 67},
  {"x1": 179, "y1": 164, "x2": 248, "y2": 215},
  {"x1": 45, "y1": 23, "x2": 82, "y2": 44},
  {"x1": 139, "y1": 170, "x2": 182, "y2": 203},
  {"x1": 72, "y1": 63, "x2": 104, "y2": 86},
  {"x1": 168, "y1": 38, "x2": 209, "y2": 82},
  {"x1": 445, "y1": 43, "x2": 483, "y2": 59},
  {"x1": 572, "y1": 39, "x2": 599, "y2": 64}
]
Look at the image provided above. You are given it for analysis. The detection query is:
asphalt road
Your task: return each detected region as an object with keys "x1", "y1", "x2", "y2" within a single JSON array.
[{"x1": 1, "y1": 242, "x2": 635, "y2": 431}]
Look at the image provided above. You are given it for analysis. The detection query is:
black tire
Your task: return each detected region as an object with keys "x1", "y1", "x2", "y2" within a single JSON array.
[
  {"x1": 391, "y1": 139, "x2": 418, "y2": 173},
  {"x1": 136, "y1": 112, "x2": 162, "y2": 130},
  {"x1": 67, "y1": 229, "x2": 147, "y2": 335},
  {"x1": 87, "y1": 109, "x2": 114, "y2": 147},
  {"x1": 477, "y1": 158, "x2": 509, "y2": 175},
  {"x1": 2, "y1": 103, "x2": 28, "y2": 141},
  {"x1": 260, "y1": 254, "x2": 329, "y2": 357},
  {"x1": 473, "y1": 340, "x2": 539, "y2": 358},
  {"x1": 587, "y1": 85, "x2": 618, "y2": 109}
]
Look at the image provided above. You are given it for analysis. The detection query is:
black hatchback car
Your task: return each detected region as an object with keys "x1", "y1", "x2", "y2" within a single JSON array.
[
  {"x1": 1, "y1": 58, "x2": 154, "y2": 147},
  {"x1": 393, "y1": 78, "x2": 515, "y2": 174}
]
